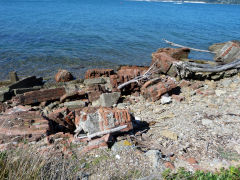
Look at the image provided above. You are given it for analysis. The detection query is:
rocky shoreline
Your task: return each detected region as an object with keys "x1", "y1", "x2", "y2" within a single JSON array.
[{"x1": 0, "y1": 41, "x2": 240, "y2": 179}]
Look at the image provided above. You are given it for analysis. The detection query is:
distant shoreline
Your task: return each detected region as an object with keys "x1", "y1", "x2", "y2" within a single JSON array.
[{"x1": 128, "y1": 0, "x2": 240, "y2": 5}]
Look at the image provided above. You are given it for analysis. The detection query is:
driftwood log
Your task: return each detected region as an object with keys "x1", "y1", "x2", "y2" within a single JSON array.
[
  {"x1": 174, "y1": 59, "x2": 240, "y2": 78},
  {"x1": 163, "y1": 39, "x2": 212, "y2": 53}
]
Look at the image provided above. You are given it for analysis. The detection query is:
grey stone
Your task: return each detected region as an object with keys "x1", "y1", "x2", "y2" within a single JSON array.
[
  {"x1": 145, "y1": 150, "x2": 162, "y2": 169},
  {"x1": 92, "y1": 99, "x2": 100, "y2": 107},
  {"x1": 64, "y1": 100, "x2": 86, "y2": 109},
  {"x1": 9, "y1": 71, "x2": 19, "y2": 82},
  {"x1": 83, "y1": 78, "x2": 106, "y2": 86},
  {"x1": 117, "y1": 102, "x2": 130, "y2": 109},
  {"x1": 13, "y1": 86, "x2": 41, "y2": 95},
  {"x1": 99, "y1": 92, "x2": 121, "y2": 107},
  {"x1": 0, "y1": 87, "x2": 11, "y2": 102},
  {"x1": 111, "y1": 140, "x2": 134, "y2": 152},
  {"x1": 8, "y1": 76, "x2": 43, "y2": 90},
  {"x1": 160, "y1": 95, "x2": 172, "y2": 104}
]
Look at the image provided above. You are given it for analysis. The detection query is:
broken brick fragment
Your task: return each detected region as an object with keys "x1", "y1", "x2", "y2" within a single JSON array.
[
  {"x1": 141, "y1": 77, "x2": 177, "y2": 102},
  {"x1": 0, "y1": 110, "x2": 50, "y2": 143},
  {"x1": 110, "y1": 66, "x2": 149, "y2": 93},
  {"x1": 151, "y1": 48, "x2": 190, "y2": 76},
  {"x1": 164, "y1": 162, "x2": 175, "y2": 170},
  {"x1": 154, "y1": 47, "x2": 190, "y2": 60},
  {"x1": 47, "y1": 108, "x2": 75, "y2": 131},
  {"x1": 12, "y1": 87, "x2": 66, "y2": 105},
  {"x1": 80, "y1": 134, "x2": 110, "y2": 154},
  {"x1": 74, "y1": 107, "x2": 133, "y2": 136},
  {"x1": 87, "y1": 85, "x2": 106, "y2": 102},
  {"x1": 85, "y1": 69, "x2": 115, "y2": 79}
]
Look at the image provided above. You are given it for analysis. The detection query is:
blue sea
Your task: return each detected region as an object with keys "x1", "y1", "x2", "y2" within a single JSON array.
[{"x1": 0, "y1": 0, "x2": 239, "y2": 79}]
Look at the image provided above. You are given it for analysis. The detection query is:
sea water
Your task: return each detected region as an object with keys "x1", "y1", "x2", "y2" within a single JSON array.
[{"x1": 0, "y1": 0, "x2": 239, "y2": 79}]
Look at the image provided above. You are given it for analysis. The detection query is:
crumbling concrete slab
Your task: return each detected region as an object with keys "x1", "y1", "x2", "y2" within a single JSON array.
[
  {"x1": 214, "y1": 41, "x2": 240, "y2": 64},
  {"x1": 64, "y1": 100, "x2": 87, "y2": 109},
  {"x1": 84, "y1": 77, "x2": 106, "y2": 86},
  {"x1": 74, "y1": 107, "x2": 133, "y2": 136}
]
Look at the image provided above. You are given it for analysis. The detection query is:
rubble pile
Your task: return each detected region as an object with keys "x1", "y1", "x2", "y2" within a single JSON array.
[{"x1": 1, "y1": 42, "x2": 240, "y2": 177}]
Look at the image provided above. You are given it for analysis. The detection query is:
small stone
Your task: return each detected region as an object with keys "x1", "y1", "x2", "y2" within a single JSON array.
[
  {"x1": 160, "y1": 96, "x2": 172, "y2": 105},
  {"x1": 145, "y1": 150, "x2": 162, "y2": 169},
  {"x1": 172, "y1": 94, "x2": 185, "y2": 102},
  {"x1": 111, "y1": 140, "x2": 134, "y2": 152},
  {"x1": 202, "y1": 119, "x2": 213, "y2": 126},
  {"x1": 186, "y1": 157, "x2": 198, "y2": 164},
  {"x1": 115, "y1": 154, "x2": 121, "y2": 159},
  {"x1": 134, "y1": 116, "x2": 141, "y2": 121},
  {"x1": 160, "y1": 130, "x2": 178, "y2": 141},
  {"x1": 215, "y1": 90, "x2": 226, "y2": 96}
]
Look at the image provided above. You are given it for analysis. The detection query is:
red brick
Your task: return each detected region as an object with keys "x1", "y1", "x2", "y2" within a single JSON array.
[
  {"x1": 179, "y1": 80, "x2": 191, "y2": 88},
  {"x1": 85, "y1": 69, "x2": 115, "y2": 79},
  {"x1": 74, "y1": 107, "x2": 133, "y2": 135},
  {"x1": 172, "y1": 94, "x2": 185, "y2": 102},
  {"x1": 0, "y1": 110, "x2": 50, "y2": 143},
  {"x1": 164, "y1": 162, "x2": 175, "y2": 170},
  {"x1": 189, "y1": 82, "x2": 204, "y2": 90},
  {"x1": 80, "y1": 134, "x2": 110, "y2": 154},
  {"x1": 186, "y1": 157, "x2": 198, "y2": 165},
  {"x1": 13, "y1": 88, "x2": 66, "y2": 105},
  {"x1": 111, "y1": 66, "x2": 149, "y2": 93},
  {"x1": 151, "y1": 48, "x2": 190, "y2": 76},
  {"x1": 151, "y1": 52, "x2": 177, "y2": 74},
  {"x1": 87, "y1": 85, "x2": 106, "y2": 102},
  {"x1": 55, "y1": 69, "x2": 73, "y2": 82},
  {"x1": 0, "y1": 102, "x2": 6, "y2": 113},
  {"x1": 155, "y1": 47, "x2": 190, "y2": 60},
  {"x1": 141, "y1": 77, "x2": 177, "y2": 102},
  {"x1": 47, "y1": 108, "x2": 75, "y2": 131}
]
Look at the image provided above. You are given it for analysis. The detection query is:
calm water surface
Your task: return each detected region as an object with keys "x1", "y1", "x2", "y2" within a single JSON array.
[{"x1": 0, "y1": 0, "x2": 239, "y2": 79}]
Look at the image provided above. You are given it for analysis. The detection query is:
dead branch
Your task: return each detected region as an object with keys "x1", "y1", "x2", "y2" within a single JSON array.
[
  {"x1": 117, "y1": 62, "x2": 157, "y2": 89},
  {"x1": 77, "y1": 125, "x2": 127, "y2": 140},
  {"x1": 163, "y1": 39, "x2": 212, "y2": 53}
]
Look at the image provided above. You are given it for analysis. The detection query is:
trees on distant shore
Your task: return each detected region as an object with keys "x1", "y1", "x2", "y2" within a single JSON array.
[{"x1": 189, "y1": 0, "x2": 240, "y2": 4}]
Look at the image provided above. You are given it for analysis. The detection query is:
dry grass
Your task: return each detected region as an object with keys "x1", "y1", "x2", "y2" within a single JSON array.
[{"x1": 0, "y1": 146, "x2": 84, "y2": 180}]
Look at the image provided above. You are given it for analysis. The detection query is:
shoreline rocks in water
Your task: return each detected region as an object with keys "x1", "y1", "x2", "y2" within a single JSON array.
[{"x1": 0, "y1": 42, "x2": 240, "y2": 178}]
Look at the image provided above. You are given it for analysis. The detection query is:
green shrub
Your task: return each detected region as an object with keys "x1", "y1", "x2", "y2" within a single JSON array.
[{"x1": 162, "y1": 166, "x2": 240, "y2": 180}]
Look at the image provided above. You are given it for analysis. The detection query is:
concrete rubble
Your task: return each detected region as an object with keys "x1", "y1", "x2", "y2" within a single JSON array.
[{"x1": 0, "y1": 41, "x2": 240, "y2": 177}]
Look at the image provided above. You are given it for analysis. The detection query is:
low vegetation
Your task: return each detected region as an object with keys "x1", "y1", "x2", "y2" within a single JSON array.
[{"x1": 162, "y1": 166, "x2": 240, "y2": 180}]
